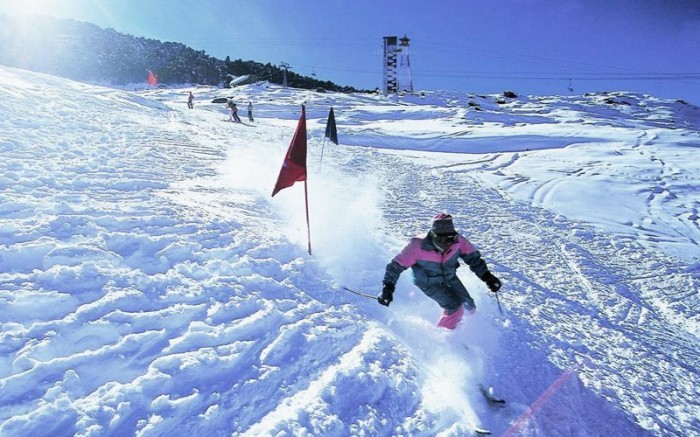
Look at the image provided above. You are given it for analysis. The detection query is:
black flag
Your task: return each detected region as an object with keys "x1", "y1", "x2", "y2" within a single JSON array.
[{"x1": 324, "y1": 107, "x2": 338, "y2": 145}]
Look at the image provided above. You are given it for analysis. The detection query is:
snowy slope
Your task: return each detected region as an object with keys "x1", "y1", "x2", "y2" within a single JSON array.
[{"x1": 0, "y1": 65, "x2": 699, "y2": 436}]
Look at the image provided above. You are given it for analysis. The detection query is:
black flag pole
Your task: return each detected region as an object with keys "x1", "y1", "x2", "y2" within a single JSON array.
[{"x1": 319, "y1": 136, "x2": 327, "y2": 169}]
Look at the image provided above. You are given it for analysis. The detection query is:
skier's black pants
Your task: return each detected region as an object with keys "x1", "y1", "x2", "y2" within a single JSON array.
[{"x1": 419, "y1": 277, "x2": 475, "y2": 314}]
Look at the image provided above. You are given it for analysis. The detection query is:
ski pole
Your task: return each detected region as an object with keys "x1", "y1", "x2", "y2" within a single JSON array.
[
  {"x1": 342, "y1": 286, "x2": 377, "y2": 300},
  {"x1": 494, "y1": 291, "x2": 503, "y2": 314}
]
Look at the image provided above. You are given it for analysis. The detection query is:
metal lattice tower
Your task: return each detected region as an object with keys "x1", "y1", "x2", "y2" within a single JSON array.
[
  {"x1": 397, "y1": 35, "x2": 413, "y2": 93},
  {"x1": 383, "y1": 35, "x2": 413, "y2": 95},
  {"x1": 383, "y1": 36, "x2": 399, "y2": 95}
]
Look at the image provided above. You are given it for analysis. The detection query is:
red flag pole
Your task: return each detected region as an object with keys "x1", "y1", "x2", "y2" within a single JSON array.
[
  {"x1": 271, "y1": 105, "x2": 310, "y2": 254},
  {"x1": 304, "y1": 180, "x2": 312, "y2": 255}
]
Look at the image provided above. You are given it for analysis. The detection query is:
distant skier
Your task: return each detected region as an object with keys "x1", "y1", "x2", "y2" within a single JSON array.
[
  {"x1": 378, "y1": 213, "x2": 502, "y2": 329},
  {"x1": 247, "y1": 102, "x2": 254, "y2": 122},
  {"x1": 187, "y1": 91, "x2": 194, "y2": 109},
  {"x1": 227, "y1": 99, "x2": 241, "y2": 122}
]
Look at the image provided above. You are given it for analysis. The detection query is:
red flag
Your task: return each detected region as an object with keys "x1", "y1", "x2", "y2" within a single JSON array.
[
  {"x1": 272, "y1": 106, "x2": 307, "y2": 197},
  {"x1": 147, "y1": 70, "x2": 158, "y2": 87}
]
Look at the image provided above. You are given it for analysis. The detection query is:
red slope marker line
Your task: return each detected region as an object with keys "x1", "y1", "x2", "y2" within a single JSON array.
[{"x1": 502, "y1": 368, "x2": 577, "y2": 437}]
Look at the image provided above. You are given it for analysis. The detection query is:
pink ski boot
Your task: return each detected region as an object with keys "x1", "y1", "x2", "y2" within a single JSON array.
[{"x1": 437, "y1": 305, "x2": 465, "y2": 330}]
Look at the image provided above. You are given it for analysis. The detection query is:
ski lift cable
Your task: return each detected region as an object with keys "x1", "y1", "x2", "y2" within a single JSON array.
[{"x1": 416, "y1": 39, "x2": 651, "y2": 75}]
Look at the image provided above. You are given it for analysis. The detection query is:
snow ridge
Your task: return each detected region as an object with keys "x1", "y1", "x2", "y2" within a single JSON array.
[{"x1": 1, "y1": 65, "x2": 699, "y2": 436}]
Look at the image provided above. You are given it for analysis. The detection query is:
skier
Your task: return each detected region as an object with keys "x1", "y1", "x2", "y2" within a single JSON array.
[
  {"x1": 378, "y1": 213, "x2": 502, "y2": 329},
  {"x1": 227, "y1": 99, "x2": 241, "y2": 122},
  {"x1": 247, "y1": 102, "x2": 254, "y2": 122},
  {"x1": 187, "y1": 91, "x2": 194, "y2": 109}
]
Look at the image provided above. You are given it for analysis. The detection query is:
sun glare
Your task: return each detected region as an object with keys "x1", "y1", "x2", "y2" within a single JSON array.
[
  {"x1": 3, "y1": 0, "x2": 46, "y2": 16},
  {"x1": 1, "y1": 0, "x2": 87, "y2": 18}
]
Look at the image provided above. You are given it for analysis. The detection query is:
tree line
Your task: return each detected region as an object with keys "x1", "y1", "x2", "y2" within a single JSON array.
[{"x1": 0, "y1": 14, "x2": 366, "y2": 92}]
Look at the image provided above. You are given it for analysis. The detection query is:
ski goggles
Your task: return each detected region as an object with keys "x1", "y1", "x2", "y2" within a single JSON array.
[{"x1": 431, "y1": 231, "x2": 457, "y2": 246}]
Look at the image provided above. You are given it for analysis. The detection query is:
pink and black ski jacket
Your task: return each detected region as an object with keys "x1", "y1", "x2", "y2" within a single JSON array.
[{"x1": 383, "y1": 233, "x2": 489, "y2": 290}]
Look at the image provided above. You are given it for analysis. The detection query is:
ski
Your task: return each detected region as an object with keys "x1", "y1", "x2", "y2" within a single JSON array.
[
  {"x1": 474, "y1": 426, "x2": 491, "y2": 435},
  {"x1": 480, "y1": 385, "x2": 506, "y2": 405}
]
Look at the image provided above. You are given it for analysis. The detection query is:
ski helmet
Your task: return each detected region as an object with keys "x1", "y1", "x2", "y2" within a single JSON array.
[{"x1": 431, "y1": 213, "x2": 455, "y2": 235}]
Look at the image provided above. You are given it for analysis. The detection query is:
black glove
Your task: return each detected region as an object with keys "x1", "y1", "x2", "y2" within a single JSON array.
[
  {"x1": 482, "y1": 272, "x2": 502, "y2": 293},
  {"x1": 378, "y1": 283, "x2": 395, "y2": 306}
]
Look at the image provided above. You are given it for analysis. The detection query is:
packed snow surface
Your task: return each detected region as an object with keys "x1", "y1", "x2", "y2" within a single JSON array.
[{"x1": 0, "y1": 65, "x2": 699, "y2": 436}]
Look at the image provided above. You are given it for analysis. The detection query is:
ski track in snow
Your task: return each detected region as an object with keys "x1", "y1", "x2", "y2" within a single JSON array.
[
  {"x1": 364, "y1": 147, "x2": 699, "y2": 435},
  {"x1": 0, "y1": 66, "x2": 699, "y2": 436}
]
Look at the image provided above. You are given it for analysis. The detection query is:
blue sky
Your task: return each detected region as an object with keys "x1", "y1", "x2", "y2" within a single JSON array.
[{"x1": 2, "y1": 0, "x2": 700, "y2": 104}]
